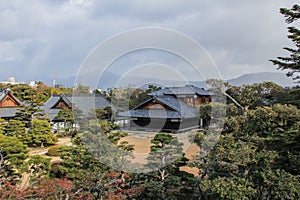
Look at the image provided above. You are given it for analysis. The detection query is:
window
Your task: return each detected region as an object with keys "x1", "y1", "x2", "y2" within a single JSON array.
[{"x1": 201, "y1": 97, "x2": 206, "y2": 103}]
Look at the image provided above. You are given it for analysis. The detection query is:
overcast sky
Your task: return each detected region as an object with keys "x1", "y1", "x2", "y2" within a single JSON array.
[{"x1": 0, "y1": 0, "x2": 298, "y2": 86}]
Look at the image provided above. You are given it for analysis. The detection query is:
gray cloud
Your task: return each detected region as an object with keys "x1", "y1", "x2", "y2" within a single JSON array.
[{"x1": 0, "y1": 0, "x2": 297, "y2": 84}]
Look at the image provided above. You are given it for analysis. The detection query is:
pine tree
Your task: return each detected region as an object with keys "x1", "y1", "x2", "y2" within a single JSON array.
[
  {"x1": 270, "y1": 4, "x2": 300, "y2": 81},
  {"x1": 0, "y1": 118, "x2": 5, "y2": 135},
  {"x1": 15, "y1": 103, "x2": 44, "y2": 128},
  {"x1": 146, "y1": 133, "x2": 184, "y2": 181},
  {"x1": 55, "y1": 107, "x2": 75, "y2": 136},
  {"x1": 0, "y1": 135, "x2": 28, "y2": 168},
  {"x1": 27, "y1": 120, "x2": 57, "y2": 147},
  {"x1": 4, "y1": 120, "x2": 29, "y2": 143}
]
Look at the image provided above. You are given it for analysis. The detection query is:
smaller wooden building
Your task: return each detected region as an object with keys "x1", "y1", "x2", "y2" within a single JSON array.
[
  {"x1": 0, "y1": 88, "x2": 22, "y2": 120},
  {"x1": 42, "y1": 94, "x2": 113, "y2": 122}
]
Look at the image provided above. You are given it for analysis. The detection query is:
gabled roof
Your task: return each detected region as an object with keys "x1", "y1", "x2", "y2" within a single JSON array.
[
  {"x1": 0, "y1": 88, "x2": 23, "y2": 118},
  {"x1": 148, "y1": 85, "x2": 211, "y2": 96},
  {"x1": 51, "y1": 95, "x2": 72, "y2": 109},
  {"x1": 119, "y1": 96, "x2": 199, "y2": 119},
  {"x1": 0, "y1": 88, "x2": 22, "y2": 105},
  {"x1": 42, "y1": 95, "x2": 72, "y2": 110},
  {"x1": 42, "y1": 94, "x2": 113, "y2": 120}
]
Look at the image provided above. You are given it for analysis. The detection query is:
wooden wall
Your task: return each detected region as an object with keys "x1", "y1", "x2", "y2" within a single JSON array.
[
  {"x1": 0, "y1": 95, "x2": 19, "y2": 108},
  {"x1": 179, "y1": 95, "x2": 211, "y2": 107},
  {"x1": 140, "y1": 100, "x2": 171, "y2": 110}
]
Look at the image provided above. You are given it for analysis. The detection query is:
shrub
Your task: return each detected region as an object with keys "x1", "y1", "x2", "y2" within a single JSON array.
[{"x1": 47, "y1": 146, "x2": 60, "y2": 157}]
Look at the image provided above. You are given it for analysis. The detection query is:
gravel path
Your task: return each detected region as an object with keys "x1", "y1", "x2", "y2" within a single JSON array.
[{"x1": 119, "y1": 133, "x2": 200, "y2": 176}]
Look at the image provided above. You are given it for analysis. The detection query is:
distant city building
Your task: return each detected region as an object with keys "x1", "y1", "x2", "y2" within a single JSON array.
[
  {"x1": 29, "y1": 81, "x2": 38, "y2": 88},
  {"x1": 54, "y1": 84, "x2": 65, "y2": 88},
  {"x1": 0, "y1": 77, "x2": 38, "y2": 87},
  {"x1": 0, "y1": 77, "x2": 24, "y2": 85},
  {"x1": 8, "y1": 77, "x2": 15, "y2": 83}
]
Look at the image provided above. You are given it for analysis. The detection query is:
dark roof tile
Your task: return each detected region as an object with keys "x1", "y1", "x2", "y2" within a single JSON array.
[
  {"x1": 42, "y1": 94, "x2": 113, "y2": 120},
  {"x1": 148, "y1": 85, "x2": 211, "y2": 96},
  {"x1": 120, "y1": 110, "x2": 181, "y2": 119},
  {"x1": 0, "y1": 108, "x2": 19, "y2": 118},
  {"x1": 120, "y1": 96, "x2": 198, "y2": 119}
]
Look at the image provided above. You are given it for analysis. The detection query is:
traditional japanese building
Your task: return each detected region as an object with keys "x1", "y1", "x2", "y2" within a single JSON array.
[
  {"x1": 0, "y1": 88, "x2": 22, "y2": 120},
  {"x1": 42, "y1": 94, "x2": 113, "y2": 122},
  {"x1": 118, "y1": 85, "x2": 212, "y2": 132},
  {"x1": 148, "y1": 85, "x2": 212, "y2": 107}
]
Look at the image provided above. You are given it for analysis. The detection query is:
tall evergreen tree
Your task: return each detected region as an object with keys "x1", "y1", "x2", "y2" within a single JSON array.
[{"x1": 270, "y1": 4, "x2": 300, "y2": 81}]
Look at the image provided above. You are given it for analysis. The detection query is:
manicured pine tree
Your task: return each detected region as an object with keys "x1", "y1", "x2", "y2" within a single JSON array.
[
  {"x1": 146, "y1": 133, "x2": 184, "y2": 181},
  {"x1": 4, "y1": 120, "x2": 30, "y2": 144},
  {"x1": 27, "y1": 119, "x2": 57, "y2": 147}
]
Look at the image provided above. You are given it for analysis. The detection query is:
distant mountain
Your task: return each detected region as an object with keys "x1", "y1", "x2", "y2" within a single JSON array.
[
  {"x1": 227, "y1": 72, "x2": 296, "y2": 87},
  {"x1": 55, "y1": 71, "x2": 191, "y2": 89},
  {"x1": 48, "y1": 70, "x2": 120, "y2": 89},
  {"x1": 53, "y1": 71, "x2": 297, "y2": 89}
]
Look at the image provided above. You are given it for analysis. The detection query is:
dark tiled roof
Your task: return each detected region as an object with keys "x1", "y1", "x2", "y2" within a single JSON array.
[
  {"x1": 148, "y1": 85, "x2": 211, "y2": 96},
  {"x1": 0, "y1": 108, "x2": 19, "y2": 118},
  {"x1": 120, "y1": 109, "x2": 181, "y2": 119},
  {"x1": 43, "y1": 96, "x2": 61, "y2": 109},
  {"x1": 69, "y1": 94, "x2": 112, "y2": 110},
  {"x1": 42, "y1": 96, "x2": 63, "y2": 120},
  {"x1": 155, "y1": 96, "x2": 195, "y2": 116},
  {"x1": 42, "y1": 94, "x2": 113, "y2": 120},
  {"x1": 119, "y1": 96, "x2": 198, "y2": 119}
]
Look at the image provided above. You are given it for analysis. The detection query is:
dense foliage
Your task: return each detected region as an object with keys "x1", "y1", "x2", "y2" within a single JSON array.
[
  {"x1": 0, "y1": 82, "x2": 73, "y2": 103},
  {"x1": 0, "y1": 80, "x2": 299, "y2": 199}
]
